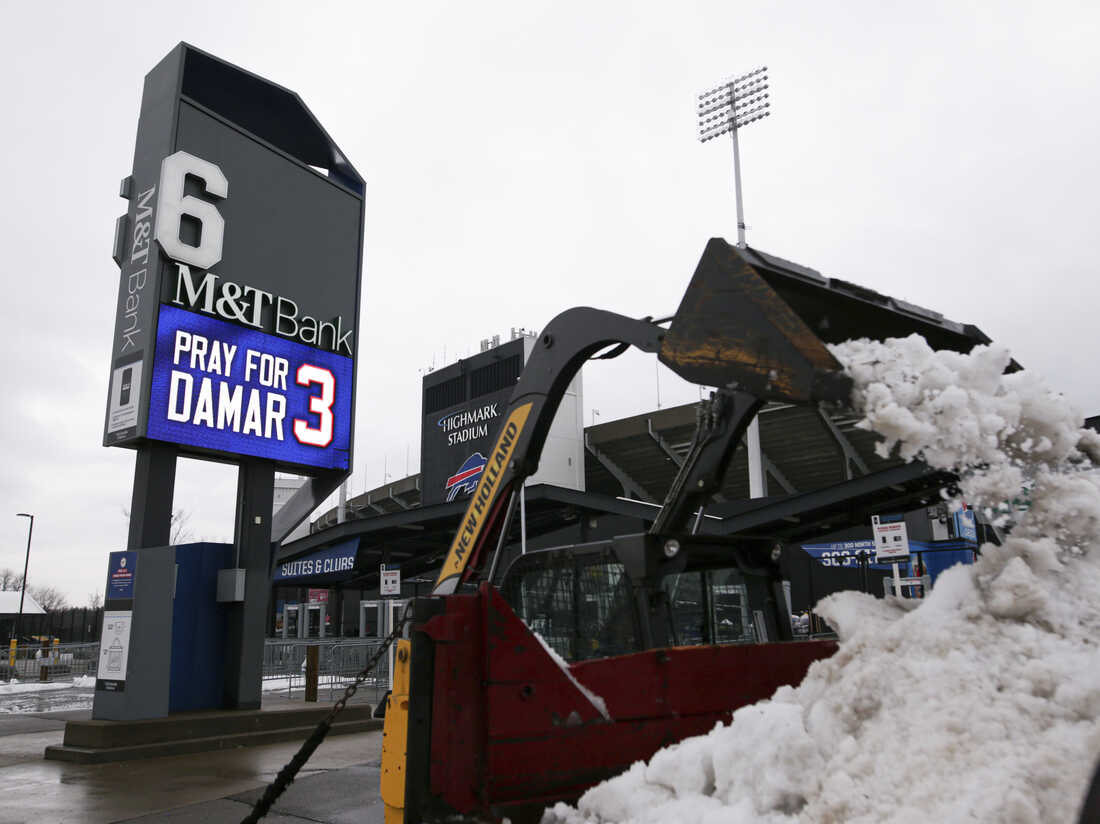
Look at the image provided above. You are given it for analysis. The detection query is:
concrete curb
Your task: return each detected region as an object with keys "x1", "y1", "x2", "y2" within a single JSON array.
[{"x1": 44, "y1": 706, "x2": 381, "y2": 764}]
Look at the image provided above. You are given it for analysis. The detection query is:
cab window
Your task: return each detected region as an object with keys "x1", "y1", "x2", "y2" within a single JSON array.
[
  {"x1": 662, "y1": 568, "x2": 753, "y2": 646},
  {"x1": 501, "y1": 550, "x2": 639, "y2": 662}
]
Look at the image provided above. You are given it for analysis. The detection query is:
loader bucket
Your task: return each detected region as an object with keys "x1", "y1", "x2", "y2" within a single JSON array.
[
  {"x1": 660, "y1": 237, "x2": 1009, "y2": 402},
  {"x1": 660, "y1": 239, "x2": 849, "y2": 402},
  {"x1": 660, "y1": 238, "x2": 852, "y2": 404}
]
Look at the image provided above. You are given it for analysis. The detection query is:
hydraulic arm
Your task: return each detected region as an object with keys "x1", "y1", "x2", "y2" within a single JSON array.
[{"x1": 433, "y1": 239, "x2": 856, "y2": 597}]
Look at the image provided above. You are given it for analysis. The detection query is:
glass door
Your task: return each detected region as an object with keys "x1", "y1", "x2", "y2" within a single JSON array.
[
  {"x1": 284, "y1": 604, "x2": 300, "y2": 639},
  {"x1": 305, "y1": 603, "x2": 327, "y2": 638}
]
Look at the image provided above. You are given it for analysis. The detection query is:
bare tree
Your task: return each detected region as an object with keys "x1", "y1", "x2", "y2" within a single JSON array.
[
  {"x1": 171, "y1": 509, "x2": 194, "y2": 544},
  {"x1": 1, "y1": 571, "x2": 69, "y2": 611},
  {"x1": 0, "y1": 569, "x2": 24, "y2": 592},
  {"x1": 121, "y1": 506, "x2": 194, "y2": 544},
  {"x1": 28, "y1": 585, "x2": 67, "y2": 612},
  {"x1": 88, "y1": 592, "x2": 103, "y2": 609}
]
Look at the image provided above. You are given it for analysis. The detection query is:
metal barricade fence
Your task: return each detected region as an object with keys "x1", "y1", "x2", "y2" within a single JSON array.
[
  {"x1": 2, "y1": 637, "x2": 389, "y2": 700},
  {"x1": 4, "y1": 642, "x2": 99, "y2": 683},
  {"x1": 262, "y1": 638, "x2": 390, "y2": 703}
]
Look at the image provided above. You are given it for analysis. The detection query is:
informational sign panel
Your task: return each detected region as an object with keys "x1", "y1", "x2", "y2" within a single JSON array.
[
  {"x1": 380, "y1": 564, "x2": 401, "y2": 596},
  {"x1": 871, "y1": 514, "x2": 911, "y2": 563},
  {"x1": 97, "y1": 611, "x2": 133, "y2": 692},
  {"x1": 106, "y1": 551, "x2": 137, "y2": 601},
  {"x1": 98, "y1": 550, "x2": 139, "y2": 692},
  {"x1": 106, "y1": 361, "x2": 143, "y2": 436},
  {"x1": 102, "y1": 44, "x2": 364, "y2": 475}
]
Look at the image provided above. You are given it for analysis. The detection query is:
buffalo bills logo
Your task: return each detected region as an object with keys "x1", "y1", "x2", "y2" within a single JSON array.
[{"x1": 445, "y1": 452, "x2": 487, "y2": 501}]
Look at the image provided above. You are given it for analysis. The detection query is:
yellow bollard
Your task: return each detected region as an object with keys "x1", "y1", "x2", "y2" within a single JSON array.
[{"x1": 8, "y1": 639, "x2": 15, "y2": 669}]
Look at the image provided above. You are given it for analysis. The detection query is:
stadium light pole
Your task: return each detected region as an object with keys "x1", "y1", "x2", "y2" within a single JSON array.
[
  {"x1": 13, "y1": 513, "x2": 33, "y2": 642},
  {"x1": 698, "y1": 67, "x2": 770, "y2": 248},
  {"x1": 698, "y1": 69, "x2": 771, "y2": 499}
]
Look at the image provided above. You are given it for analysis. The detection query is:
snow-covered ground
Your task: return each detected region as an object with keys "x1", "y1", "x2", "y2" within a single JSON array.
[
  {"x1": 548, "y1": 335, "x2": 1100, "y2": 824},
  {"x1": 260, "y1": 673, "x2": 385, "y2": 694},
  {"x1": 0, "y1": 676, "x2": 96, "y2": 714},
  {"x1": 0, "y1": 675, "x2": 95, "y2": 695}
]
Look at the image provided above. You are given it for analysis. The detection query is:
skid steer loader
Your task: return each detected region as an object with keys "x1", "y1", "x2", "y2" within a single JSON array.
[{"x1": 380, "y1": 238, "x2": 996, "y2": 823}]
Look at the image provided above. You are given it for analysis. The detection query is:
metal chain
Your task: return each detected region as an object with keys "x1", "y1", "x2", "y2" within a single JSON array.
[{"x1": 241, "y1": 606, "x2": 412, "y2": 824}]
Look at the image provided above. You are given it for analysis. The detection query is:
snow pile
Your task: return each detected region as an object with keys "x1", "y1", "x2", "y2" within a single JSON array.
[{"x1": 546, "y1": 335, "x2": 1100, "y2": 824}]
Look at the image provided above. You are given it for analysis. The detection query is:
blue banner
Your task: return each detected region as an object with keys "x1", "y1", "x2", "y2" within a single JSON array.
[
  {"x1": 106, "y1": 551, "x2": 137, "y2": 600},
  {"x1": 802, "y1": 539, "x2": 976, "y2": 581},
  {"x1": 801, "y1": 540, "x2": 891, "y2": 569},
  {"x1": 147, "y1": 305, "x2": 353, "y2": 470},
  {"x1": 273, "y1": 539, "x2": 359, "y2": 582}
]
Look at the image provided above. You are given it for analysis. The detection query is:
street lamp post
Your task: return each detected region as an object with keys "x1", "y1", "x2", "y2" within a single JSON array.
[
  {"x1": 14, "y1": 513, "x2": 33, "y2": 642},
  {"x1": 698, "y1": 67, "x2": 771, "y2": 248}
]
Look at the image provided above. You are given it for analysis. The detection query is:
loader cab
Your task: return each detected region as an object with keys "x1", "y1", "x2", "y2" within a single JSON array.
[
  {"x1": 498, "y1": 532, "x2": 789, "y2": 663},
  {"x1": 499, "y1": 542, "x2": 640, "y2": 662}
]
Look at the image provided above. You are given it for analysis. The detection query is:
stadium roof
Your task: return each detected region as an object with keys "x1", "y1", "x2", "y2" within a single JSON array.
[
  {"x1": 308, "y1": 399, "x2": 900, "y2": 531},
  {"x1": 276, "y1": 399, "x2": 956, "y2": 590}
]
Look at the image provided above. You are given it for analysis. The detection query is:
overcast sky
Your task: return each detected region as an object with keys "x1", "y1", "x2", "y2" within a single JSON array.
[{"x1": 1, "y1": 1, "x2": 1098, "y2": 605}]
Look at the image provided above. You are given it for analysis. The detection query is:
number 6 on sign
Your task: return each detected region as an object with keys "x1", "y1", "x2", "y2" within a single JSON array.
[
  {"x1": 154, "y1": 150, "x2": 227, "y2": 270},
  {"x1": 293, "y1": 364, "x2": 335, "y2": 447}
]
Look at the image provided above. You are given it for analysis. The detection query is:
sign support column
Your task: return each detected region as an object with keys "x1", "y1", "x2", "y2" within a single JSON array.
[
  {"x1": 224, "y1": 459, "x2": 275, "y2": 710},
  {"x1": 127, "y1": 444, "x2": 177, "y2": 549}
]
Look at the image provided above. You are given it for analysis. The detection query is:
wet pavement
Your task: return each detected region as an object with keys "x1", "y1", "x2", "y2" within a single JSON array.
[
  {"x1": 119, "y1": 762, "x2": 386, "y2": 823},
  {"x1": 0, "y1": 701, "x2": 385, "y2": 823}
]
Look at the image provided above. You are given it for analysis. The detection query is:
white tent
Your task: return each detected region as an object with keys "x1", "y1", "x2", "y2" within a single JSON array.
[{"x1": 0, "y1": 591, "x2": 46, "y2": 615}]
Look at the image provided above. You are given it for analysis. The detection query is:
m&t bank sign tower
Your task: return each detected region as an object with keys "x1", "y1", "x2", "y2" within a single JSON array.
[{"x1": 99, "y1": 44, "x2": 364, "y2": 718}]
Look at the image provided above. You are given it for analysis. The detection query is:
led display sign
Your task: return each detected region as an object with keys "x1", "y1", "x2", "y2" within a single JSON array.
[{"x1": 148, "y1": 305, "x2": 353, "y2": 469}]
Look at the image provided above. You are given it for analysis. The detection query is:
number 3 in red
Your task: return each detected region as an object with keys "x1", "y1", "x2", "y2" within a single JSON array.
[{"x1": 293, "y1": 364, "x2": 335, "y2": 447}]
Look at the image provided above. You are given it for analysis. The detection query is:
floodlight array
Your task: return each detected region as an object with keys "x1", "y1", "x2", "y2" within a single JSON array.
[
  {"x1": 697, "y1": 66, "x2": 767, "y2": 101},
  {"x1": 698, "y1": 87, "x2": 769, "y2": 117},
  {"x1": 698, "y1": 103, "x2": 770, "y2": 142},
  {"x1": 696, "y1": 66, "x2": 770, "y2": 143},
  {"x1": 697, "y1": 78, "x2": 769, "y2": 115}
]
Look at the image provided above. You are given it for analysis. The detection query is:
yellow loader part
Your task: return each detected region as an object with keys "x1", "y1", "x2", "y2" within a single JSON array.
[{"x1": 381, "y1": 639, "x2": 411, "y2": 824}]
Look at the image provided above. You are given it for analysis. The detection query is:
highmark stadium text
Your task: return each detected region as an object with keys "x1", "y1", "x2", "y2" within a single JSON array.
[{"x1": 147, "y1": 304, "x2": 353, "y2": 470}]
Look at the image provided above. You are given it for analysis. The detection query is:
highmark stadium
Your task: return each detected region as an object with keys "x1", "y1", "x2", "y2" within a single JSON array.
[{"x1": 266, "y1": 250, "x2": 993, "y2": 643}]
